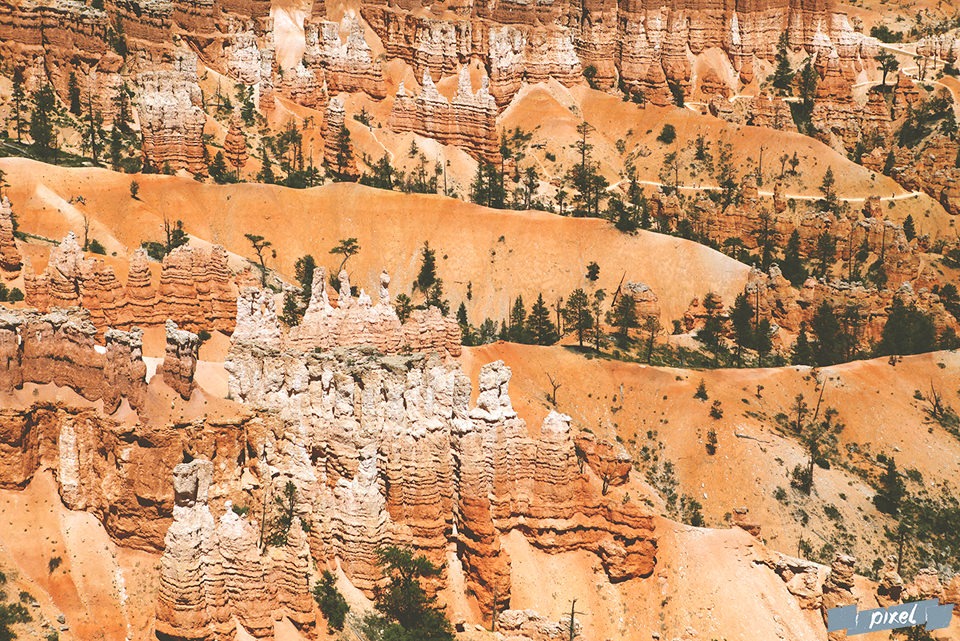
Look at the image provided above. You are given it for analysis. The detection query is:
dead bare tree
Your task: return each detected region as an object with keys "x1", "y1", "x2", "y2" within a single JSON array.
[{"x1": 546, "y1": 372, "x2": 562, "y2": 407}]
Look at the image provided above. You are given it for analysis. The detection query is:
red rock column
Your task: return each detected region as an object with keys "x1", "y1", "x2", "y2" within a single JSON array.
[{"x1": 161, "y1": 320, "x2": 199, "y2": 400}]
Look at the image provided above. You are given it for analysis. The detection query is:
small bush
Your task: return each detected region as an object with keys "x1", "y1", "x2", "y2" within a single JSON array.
[
  {"x1": 8, "y1": 288, "x2": 23, "y2": 302},
  {"x1": 129, "y1": 180, "x2": 140, "y2": 199},
  {"x1": 705, "y1": 429, "x2": 718, "y2": 455},
  {"x1": 582, "y1": 65, "x2": 599, "y2": 90},
  {"x1": 231, "y1": 504, "x2": 250, "y2": 517},
  {"x1": 657, "y1": 124, "x2": 677, "y2": 145},
  {"x1": 709, "y1": 400, "x2": 724, "y2": 419},
  {"x1": 197, "y1": 329, "x2": 212, "y2": 344},
  {"x1": 774, "y1": 486, "x2": 788, "y2": 503},
  {"x1": 48, "y1": 556, "x2": 62, "y2": 573},
  {"x1": 88, "y1": 239, "x2": 106, "y2": 255}
]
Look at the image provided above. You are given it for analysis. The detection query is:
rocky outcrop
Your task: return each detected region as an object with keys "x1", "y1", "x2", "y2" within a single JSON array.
[
  {"x1": 0, "y1": 308, "x2": 148, "y2": 411},
  {"x1": 304, "y1": 13, "x2": 386, "y2": 99},
  {"x1": 497, "y1": 609, "x2": 581, "y2": 641},
  {"x1": 156, "y1": 460, "x2": 312, "y2": 641},
  {"x1": 103, "y1": 327, "x2": 149, "y2": 413},
  {"x1": 364, "y1": 0, "x2": 875, "y2": 106},
  {"x1": 223, "y1": 113, "x2": 249, "y2": 175},
  {"x1": 573, "y1": 430, "x2": 632, "y2": 488},
  {"x1": 388, "y1": 68, "x2": 500, "y2": 163},
  {"x1": 160, "y1": 320, "x2": 199, "y2": 400},
  {"x1": 744, "y1": 263, "x2": 960, "y2": 350},
  {"x1": 763, "y1": 553, "x2": 824, "y2": 611},
  {"x1": 945, "y1": 575, "x2": 960, "y2": 615},
  {"x1": 874, "y1": 556, "x2": 903, "y2": 608},
  {"x1": 895, "y1": 135, "x2": 960, "y2": 216},
  {"x1": 157, "y1": 245, "x2": 237, "y2": 333},
  {"x1": 821, "y1": 554, "x2": 857, "y2": 641},
  {"x1": 285, "y1": 269, "x2": 461, "y2": 358},
  {"x1": 487, "y1": 25, "x2": 581, "y2": 107},
  {"x1": 221, "y1": 285, "x2": 657, "y2": 628},
  {"x1": 323, "y1": 97, "x2": 358, "y2": 179},
  {"x1": 137, "y1": 62, "x2": 207, "y2": 175},
  {"x1": 0, "y1": 197, "x2": 22, "y2": 278},
  {"x1": 25, "y1": 236, "x2": 237, "y2": 336}
]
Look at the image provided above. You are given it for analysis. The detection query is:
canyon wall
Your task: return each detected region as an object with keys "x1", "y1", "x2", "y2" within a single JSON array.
[{"x1": 363, "y1": 0, "x2": 876, "y2": 106}]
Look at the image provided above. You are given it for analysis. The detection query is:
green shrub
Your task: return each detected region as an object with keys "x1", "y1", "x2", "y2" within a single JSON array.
[
  {"x1": 313, "y1": 570, "x2": 349, "y2": 631},
  {"x1": 657, "y1": 124, "x2": 677, "y2": 145}
]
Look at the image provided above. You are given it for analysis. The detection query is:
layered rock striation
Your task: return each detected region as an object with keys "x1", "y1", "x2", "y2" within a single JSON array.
[
  {"x1": 24, "y1": 235, "x2": 237, "y2": 335},
  {"x1": 215, "y1": 274, "x2": 657, "y2": 635},
  {"x1": 0, "y1": 308, "x2": 147, "y2": 412},
  {"x1": 388, "y1": 67, "x2": 500, "y2": 163},
  {"x1": 160, "y1": 320, "x2": 200, "y2": 400},
  {"x1": 0, "y1": 197, "x2": 22, "y2": 279},
  {"x1": 137, "y1": 59, "x2": 208, "y2": 174}
]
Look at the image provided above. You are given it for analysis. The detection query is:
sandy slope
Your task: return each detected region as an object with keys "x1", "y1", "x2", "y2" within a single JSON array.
[
  {"x1": 0, "y1": 471, "x2": 159, "y2": 641},
  {"x1": 463, "y1": 343, "x2": 960, "y2": 570},
  {"x1": 0, "y1": 158, "x2": 748, "y2": 323}
]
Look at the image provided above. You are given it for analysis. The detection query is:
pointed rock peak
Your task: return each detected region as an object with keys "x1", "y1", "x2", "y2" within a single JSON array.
[
  {"x1": 379, "y1": 270, "x2": 391, "y2": 305},
  {"x1": 541, "y1": 411, "x2": 573, "y2": 434},
  {"x1": 455, "y1": 65, "x2": 473, "y2": 100},
  {"x1": 338, "y1": 270, "x2": 353, "y2": 308}
]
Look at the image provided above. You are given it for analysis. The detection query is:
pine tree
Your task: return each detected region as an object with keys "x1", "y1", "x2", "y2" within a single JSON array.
[
  {"x1": 257, "y1": 145, "x2": 275, "y2": 184},
  {"x1": 110, "y1": 125, "x2": 123, "y2": 171},
  {"x1": 508, "y1": 296, "x2": 529, "y2": 343},
  {"x1": 695, "y1": 292, "x2": 726, "y2": 364},
  {"x1": 209, "y1": 151, "x2": 230, "y2": 183},
  {"x1": 395, "y1": 294, "x2": 413, "y2": 323},
  {"x1": 694, "y1": 379, "x2": 708, "y2": 401},
  {"x1": 609, "y1": 294, "x2": 638, "y2": 346},
  {"x1": 811, "y1": 301, "x2": 842, "y2": 366},
  {"x1": 425, "y1": 281, "x2": 449, "y2": 315},
  {"x1": 730, "y1": 293, "x2": 755, "y2": 366},
  {"x1": 68, "y1": 72, "x2": 82, "y2": 115},
  {"x1": 456, "y1": 302, "x2": 473, "y2": 345},
  {"x1": 360, "y1": 547, "x2": 455, "y2": 641},
  {"x1": 113, "y1": 83, "x2": 132, "y2": 133},
  {"x1": 819, "y1": 167, "x2": 839, "y2": 214},
  {"x1": 526, "y1": 293, "x2": 558, "y2": 345},
  {"x1": 792, "y1": 322, "x2": 814, "y2": 365},
  {"x1": 902, "y1": 214, "x2": 916, "y2": 241},
  {"x1": 83, "y1": 96, "x2": 104, "y2": 165},
  {"x1": 562, "y1": 288, "x2": 592, "y2": 347},
  {"x1": 335, "y1": 125, "x2": 353, "y2": 179},
  {"x1": 415, "y1": 242, "x2": 437, "y2": 293},
  {"x1": 813, "y1": 231, "x2": 836, "y2": 278},
  {"x1": 875, "y1": 296, "x2": 937, "y2": 356},
  {"x1": 294, "y1": 254, "x2": 316, "y2": 303},
  {"x1": 29, "y1": 84, "x2": 58, "y2": 159},
  {"x1": 772, "y1": 31, "x2": 795, "y2": 95},
  {"x1": 755, "y1": 318, "x2": 773, "y2": 366},
  {"x1": 9, "y1": 67, "x2": 28, "y2": 142},
  {"x1": 873, "y1": 457, "x2": 905, "y2": 515},
  {"x1": 781, "y1": 229, "x2": 808, "y2": 286}
]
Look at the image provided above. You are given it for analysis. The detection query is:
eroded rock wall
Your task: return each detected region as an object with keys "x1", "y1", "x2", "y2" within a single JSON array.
[
  {"x1": 388, "y1": 67, "x2": 500, "y2": 163},
  {"x1": 24, "y1": 235, "x2": 237, "y2": 336},
  {"x1": 219, "y1": 278, "x2": 657, "y2": 629}
]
